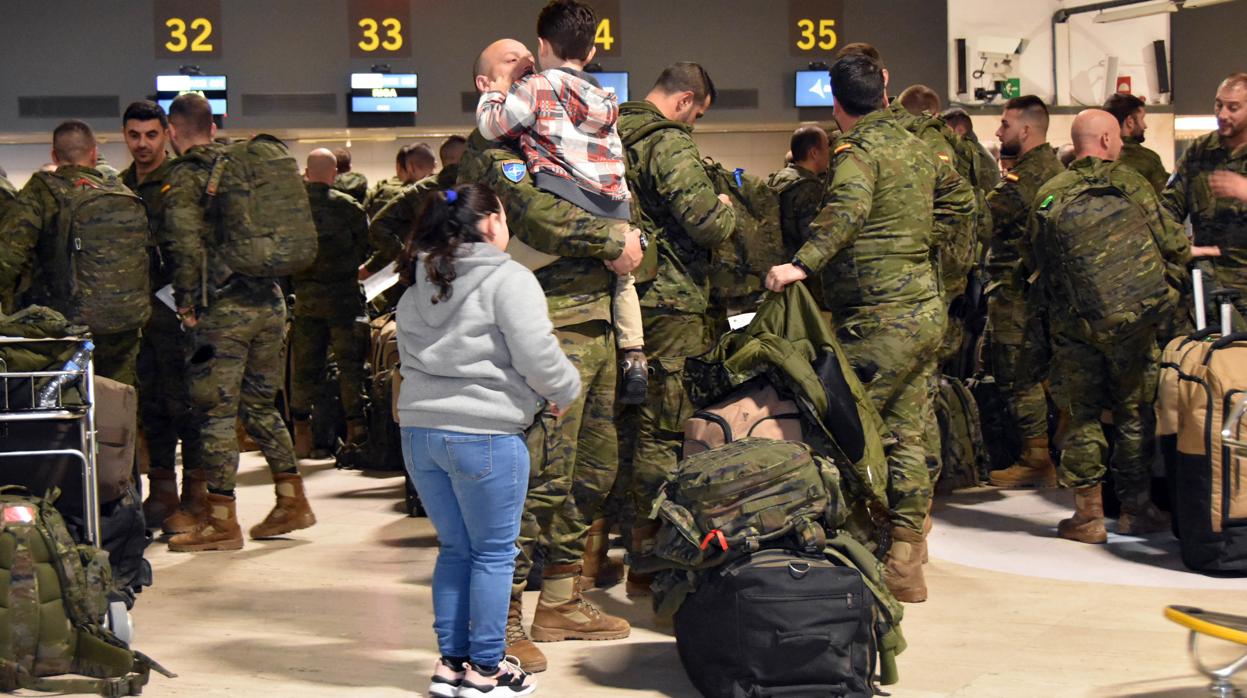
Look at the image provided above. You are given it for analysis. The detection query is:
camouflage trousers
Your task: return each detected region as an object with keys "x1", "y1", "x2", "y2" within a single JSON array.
[
  {"x1": 290, "y1": 309, "x2": 367, "y2": 423},
  {"x1": 835, "y1": 298, "x2": 945, "y2": 534},
  {"x1": 93, "y1": 329, "x2": 141, "y2": 388},
  {"x1": 186, "y1": 282, "x2": 298, "y2": 493},
  {"x1": 514, "y1": 320, "x2": 618, "y2": 580},
  {"x1": 137, "y1": 304, "x2": 202, "y2": 471},
  {"x1": 629, "y1": 311, "x2": 713, "y2": 533},
  {"x1": 1049, "y1": 325, "x2": 1158, "y2": 507},
  {"x1": 987, "y1": 286, "x2": 1049, "y2": 442}
]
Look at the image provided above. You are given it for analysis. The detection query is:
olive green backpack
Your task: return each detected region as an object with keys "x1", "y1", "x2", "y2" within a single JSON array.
[
  {"x1": 934, "y1": 375, "x2": 987, "y2": 493},
  {"x1": 0, "y1": 490, "x2": 172, "y2": 696},
  {"x1": 33, "y1": 171, "x2": 152, "y2": 335},
  {"x1": 203, "y1": 134, "x2": 318, "y2": 278},
  {"x1": 700, "y1": 160, "x2": 786, "y2": 315},
  {"x1": 1033, "y1": 163, "x2": 1177, "y2": 343}
]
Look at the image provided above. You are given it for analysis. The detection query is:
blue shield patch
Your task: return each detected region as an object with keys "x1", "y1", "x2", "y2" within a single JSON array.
[{"x1": 502, "y1": 162, "x2": 527, "y2": 183}]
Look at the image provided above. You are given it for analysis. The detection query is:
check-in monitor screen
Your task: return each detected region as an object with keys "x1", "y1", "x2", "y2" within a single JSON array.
[
  {"x1": 156, "y1": 74, "x2": 228, "y2": 115},
  {"x1": 594, "y1": 72, "x2": 629, "y2": 103},
  {"x1": 350, "y1": 73, "x2": 419, "y2": 113},
  {"x1": 795, "y1": 70, "x2": 834, "y2": 108}
]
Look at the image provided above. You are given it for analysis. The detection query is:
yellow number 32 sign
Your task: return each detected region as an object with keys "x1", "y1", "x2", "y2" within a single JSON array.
[{"x1": 154, "y1": 0, "x2": 221, "y2": 58}]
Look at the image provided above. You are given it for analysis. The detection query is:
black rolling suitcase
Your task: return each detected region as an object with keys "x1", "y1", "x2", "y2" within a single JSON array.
[{"x1": 674, "y1": 549, "x2": 877, "y2": 698}]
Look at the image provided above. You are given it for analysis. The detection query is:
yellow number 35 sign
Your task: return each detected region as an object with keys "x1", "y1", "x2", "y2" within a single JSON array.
[{"x1": 788, "y1": 0, "x2": 844, "y2": 57}]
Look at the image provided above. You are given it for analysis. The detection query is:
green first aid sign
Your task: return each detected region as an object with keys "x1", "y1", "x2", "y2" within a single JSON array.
[{"x1": 1002, "y1": 78, "x2": 1021, "y2": 99}]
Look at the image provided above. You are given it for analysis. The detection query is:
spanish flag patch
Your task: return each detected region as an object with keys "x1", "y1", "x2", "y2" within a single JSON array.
[
  {"x1": 1004, "y1": 172, "x2": 1020, "y2": 183},
  {"x1": 161, "y1": 183, "x2": 172, "y2": 193},
  {"x1": 834, "y1": 143, "x2": 853, "y2": 155},
  {"x1": 938, "y1": 153, "x2": 951, "y2": 163}
]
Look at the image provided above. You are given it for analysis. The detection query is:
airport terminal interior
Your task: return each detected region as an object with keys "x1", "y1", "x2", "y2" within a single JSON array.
[{"x1": 2, "y1": 1, "x2": 1247, "y2": 697}]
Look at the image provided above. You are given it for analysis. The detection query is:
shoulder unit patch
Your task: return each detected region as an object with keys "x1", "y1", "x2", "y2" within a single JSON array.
[{"x1": 500, "y1": 160, "x2": 527, "y2": 183}]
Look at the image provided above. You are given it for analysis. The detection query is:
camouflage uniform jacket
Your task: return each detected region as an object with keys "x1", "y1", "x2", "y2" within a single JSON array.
[
  {"x1": 297, "y1": 182, "x2": 368, "y2": 311},
  {"x1": 795, "y1": 109, "x2": 975, "y2": 315},
  {"x1": 122, "y1": 158, "x2": 175, "y2": 289},
  {"x1": 333, "y1": 171, "x2": 369, "y2": 204},
  {"x1": 0, "y1": 174, "x2": 16, "y2": 225},
  {"x1": 1118, "y1": 137, "x2": 1168, "y2": 196},
  {"x1": 458, "y1": 129, "x2": 624, "y2": 328},
  {"x1": 436, "y1": 163, "x2": 459, "y2": 189},
  {"x1": 617, "y1": 100, "x2": 737, "y2": 316},
  {"x1": 1026, "y1": 156, "x2": 1191, "y2": 328},
  {"x1": 0, "y1": 165, "x2": 132, "y2": 311},
  {"x1": 985, "y1": 144, "x2": 1064, "y2": 292},
  {"x1": 966, "y1": 132, "x2": 1001, "y2": 192},
  {"x1": 364, "y1": 174, "x2": 439, "y2": 273},
  {"x1": 162, "y1": 142, "x2": 276, "y2": 309},
  {"x1": 364, "y1": 176, "x2": 405, "y2": 219},
  {"x1": 767, "y1": 164, "x2": 825, "y2": 257},
  {"x1": 1162, "y1": 131, "x2": 1247, "y2": 282}
]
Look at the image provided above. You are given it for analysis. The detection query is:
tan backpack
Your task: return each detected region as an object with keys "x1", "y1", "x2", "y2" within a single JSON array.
[{"x1": 683, "y1": 379, "x2": 803, "y2": 457}]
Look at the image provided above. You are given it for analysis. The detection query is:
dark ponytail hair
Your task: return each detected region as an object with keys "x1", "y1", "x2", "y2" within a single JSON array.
[{"x1": 398, "y1": 182, "x2": 502, "y2": 304}]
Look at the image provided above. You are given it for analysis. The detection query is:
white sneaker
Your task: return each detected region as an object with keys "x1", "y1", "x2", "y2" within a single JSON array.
[
  {"x1": 458, "y1": 656, "x2": 536, "y2": 697},
  {"x1": 427, "y1": 657, "x2": 465, "y2": 698}
]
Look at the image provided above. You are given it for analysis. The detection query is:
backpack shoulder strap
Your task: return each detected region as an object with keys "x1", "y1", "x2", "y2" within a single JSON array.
[{"x1": 621, "y1": 118, "x2": 687, "y2": 149}]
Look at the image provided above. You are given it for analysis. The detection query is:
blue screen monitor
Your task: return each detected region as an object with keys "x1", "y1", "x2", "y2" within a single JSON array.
[
  {"x1": 156, "y1": 74, "x2": 228, "y2": 115},
  {"x1": 350, "y1": 73, "x2": 419, "y2": 113},
  {"x1": 795, "y1": 70, "x2": 834, "y2": 108},
  {"x1": 594, "y1": 72, "x2": 629, "y2": 103}
]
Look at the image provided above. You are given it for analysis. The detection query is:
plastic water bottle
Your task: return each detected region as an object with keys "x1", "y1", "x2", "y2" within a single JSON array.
[{"x1": 36, "y1": 341, "x2": 94, "y2": 408}]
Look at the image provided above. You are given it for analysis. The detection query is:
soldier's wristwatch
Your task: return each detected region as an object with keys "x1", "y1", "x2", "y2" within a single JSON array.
[{"x1": 791, "y1": 259, "x2": 813, "y2": 277}]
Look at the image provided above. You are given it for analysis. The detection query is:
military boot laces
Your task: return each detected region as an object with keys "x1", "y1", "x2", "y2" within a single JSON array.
[
  {"x1": 530, "y1": 571, "x2": 631, "y2": 642},
  {"x1": 504, "y1": 596, "x2": 547, "y2": 673},
  {"x1": 250, "y1": 471, "x2": 317, "y2": 539},
  {"x1": 1058, "y1": 484, "x2": 1108, "y2": 544}
]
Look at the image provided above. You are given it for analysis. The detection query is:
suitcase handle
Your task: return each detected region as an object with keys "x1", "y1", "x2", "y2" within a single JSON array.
[{"x1": 1210, "y1": 332, "x2": 1247, "y2": 351}]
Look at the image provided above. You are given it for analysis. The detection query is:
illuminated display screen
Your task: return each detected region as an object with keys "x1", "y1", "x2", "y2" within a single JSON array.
[
  {"x1": 795, "y1": 70, "x2": 834, "y2": 108},
  {"x1": 156, "y1": 74, "x2": 228, "y2": 115},
  {"x1": 350, "y1": 72, "x2": 418, "y2": 113}
]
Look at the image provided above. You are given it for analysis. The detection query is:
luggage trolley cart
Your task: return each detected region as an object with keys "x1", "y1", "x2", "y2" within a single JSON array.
[{"x1": 0, "y1": 335, "x2": 134, "y2": 643}]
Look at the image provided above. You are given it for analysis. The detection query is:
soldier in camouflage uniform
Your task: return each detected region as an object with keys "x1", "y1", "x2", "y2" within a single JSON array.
[
  {"x1": 1163, "y1": 73, "x2": 1247, "y2": 322},
  {"x1": 437, "y1": 135, "x2": 468, "y2": 189},
  {"x1": 0, "y1": 171, "x2": 15, "y2": 223},
  {"x1": 159, "y1": 94, "x2": 315, "y2": 553},
  {"x1": 767, "y1": 125, "x2": 829, "y2": 258},
  {"x1": 463, "y1": 38, "x2": 645, "y2": 672},
  {"x1": 1024, "y1": 109, "x2": 1190, "y2": 544},
  {"x1": 291, "y1": 149, "x2": 369, "y2": 458},
  {"x1": 617, "y1": 62, "x2": 738, "y2": 596},
  {"x1": 363, "y1": 170, "x2": 441, "y2": 276},
  {"x1": 767, "y1": 56, "x2": 974, "y2": 604},
  {"x1": 119, "y1": 101, "x2": 207, "y2": 529},
  {"x1": 0, "y1": 120, "x2": 150, "y2": 386},
  {"x1": 1104, "y1": 93, "x2": 1169, "y2": 195},
  {"x1": 982, "y1": 96, "x2": 1066, "y2": 488},
  {"x1": 363, "y1": 143, "x2": 436, "y2": 219},
  {"x1": 331, "y1": 148, "x2": 368, "y2": 204},
  {"x1": 943, "y1": 108, "x2": 1002, "y2": 193}
]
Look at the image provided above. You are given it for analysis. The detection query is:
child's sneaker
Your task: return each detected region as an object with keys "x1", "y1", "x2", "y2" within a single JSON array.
[
  {"x1": 619, "y1": 350, "x2": 649, "y2": 405},
  {"x1": 428, "y1": 656, "x2": 467, "y2": 697},
  {"x1": 459, "y1": 657, "x2": 536, "y2": 697}
]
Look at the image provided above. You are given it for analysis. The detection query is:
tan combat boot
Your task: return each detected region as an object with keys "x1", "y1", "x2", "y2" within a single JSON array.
[
  {"x1": 505, "y1": 586, "x2": 547, "y2": 673},
  {"x1": 249, "y1": 471, "x2": 317, "y2": 539},
  {"x1": 989, "y1": 437, "x2": 1059, "y2": 488},
  {"x1": 162, "y1": 468, "x2": 208, "y2": 535},
  {"x1": 142, "y1": 468, "x2": 180, "y2": 528},
  {"x1": 884, "y1": 526, "x2": 928, "y2": 603},
  {"x1": 625, "y1": 522, "x2": 659, "y2": 597},
  {"x1": 1058, "y1": 484, "x2": 1108, "y2": 544},
  {"x1": 580, "y1": 519, "x2": 625, "y2": 590},
  {"x1": 168, "y1": 492, "x2": 244, "y2": 552},
  {"x1": 1119, "y1": 497, "x2": 1171, "y2": 536},
  {"x1": 530, "y1": 564, "x2": 631, "y2": 642},
  {"x1": 293, "y1": 419, "x2": 314, "y2": 459}
]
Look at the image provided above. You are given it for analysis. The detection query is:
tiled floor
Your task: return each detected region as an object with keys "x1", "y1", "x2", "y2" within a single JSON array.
[{"x1": 124, "y1": 456, "x2": 1247, "y2": 697}]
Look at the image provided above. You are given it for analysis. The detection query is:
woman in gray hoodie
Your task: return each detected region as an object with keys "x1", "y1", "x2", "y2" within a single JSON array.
[{"x1": 395, "y1": 183, "x2": 579, "y2": 698}]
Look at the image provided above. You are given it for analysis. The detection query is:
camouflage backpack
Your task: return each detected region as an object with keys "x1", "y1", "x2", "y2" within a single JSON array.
[
  {"x1": 646, "y1": 438, "x2": 829, "y2": 574},
  {"x1": 1033, "y1": 162, "x2": 1177, "y2": 343},
  {"x1": 0, "y1": 490, "x2": 172, "y2": 696},
  {"x1": 33, "y1": 171, "x2": 151, "y2": 335},
  {"x1": 202, "y1": 134, "x2": 318, "y2": 278},
  {"x1": 701, "y1": 160, "x2": 786, "y2": 314},
  {"x1": 934, "y1": 375, "x2": 987, "y2": 493}
]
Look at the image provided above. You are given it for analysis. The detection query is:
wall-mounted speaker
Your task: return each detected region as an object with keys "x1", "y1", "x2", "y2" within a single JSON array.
[
  {"x1": 956, "y1": 38, "x2": 968, "y2": 94},
  {"x1": 1153, "y1": 39, "x2": 1171, "y2": 94}
]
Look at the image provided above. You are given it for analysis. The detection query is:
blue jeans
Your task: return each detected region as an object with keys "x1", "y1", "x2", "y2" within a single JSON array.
[{"x1": 401, "y1": 427, "x2": 529, "y2": 667}]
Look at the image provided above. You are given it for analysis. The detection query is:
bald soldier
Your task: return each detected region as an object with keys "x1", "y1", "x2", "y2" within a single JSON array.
[
  {"x1": 291, "y1": 149, "x2": 369, "y2": 456},
  {"x1": 768, "y1": 125, "x2": 830, "y2": 258},
  {"x1": 1024, "y1": 109, "x2": 1190, "y2": 544}
]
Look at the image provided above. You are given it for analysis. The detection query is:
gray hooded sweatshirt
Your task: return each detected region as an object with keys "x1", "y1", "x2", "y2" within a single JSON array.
[{"x1": 396, "y1": 242, "x2": 581, "y2": 434}]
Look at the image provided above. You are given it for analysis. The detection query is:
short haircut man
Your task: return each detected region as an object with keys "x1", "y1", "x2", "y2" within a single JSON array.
[
  {"x1": 394, "y1": 144, "x2": 413, "y2": 168},
  {"x1": 536, "y1": 0, "x2": 596, "y2": 61},
  {"x1": 52, "y1": 120, "x2": 96, "y2": 165},
  {"x1": 439, "y1": 135, "x2": 468, "y2": 166},
  {"x1": 790, "y1": 125, "x2": 826, "y2": 163},
  {"x1": 1004, "y1": 94, "x2": 1050, "y2": 134},
  {"x1": 942, "y1": 107, "x2": 974, "y2": 134},
  {"x1": 830, "y1": 55, "x2": 885, "y2": 116},
  {"x1": 652, "y1": 61, "x2": 717, "y2": 106},
  {"x1": 1103, "y1": 93, "x2": 1146, "y2": 127},
  {"x1": 1222, "y1": 72, "x2": 1247, "y2": 91},
  {"x1": 333, "y1": 147, "x2": 352, "y2": 173},
  {"x1": 898, "y1": 84, "x2": 941, "y2": 116},
  {"x1": 122, "y1": 100, "x2": 168, "y2": 129},
  {"x1": 167, "y1": 93, "x2": 214, "y2": 136},
  {"x1": 404, "y1": 142, "x2": 436, "y2": 172},
  {"x1": 835, "y1": 42, "x2": 882, "y2": 66}
]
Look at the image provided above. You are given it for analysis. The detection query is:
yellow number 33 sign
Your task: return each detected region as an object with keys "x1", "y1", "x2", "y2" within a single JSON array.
[{"x1": 349, "y1": 0, "x2": 411, "y2": 57}]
